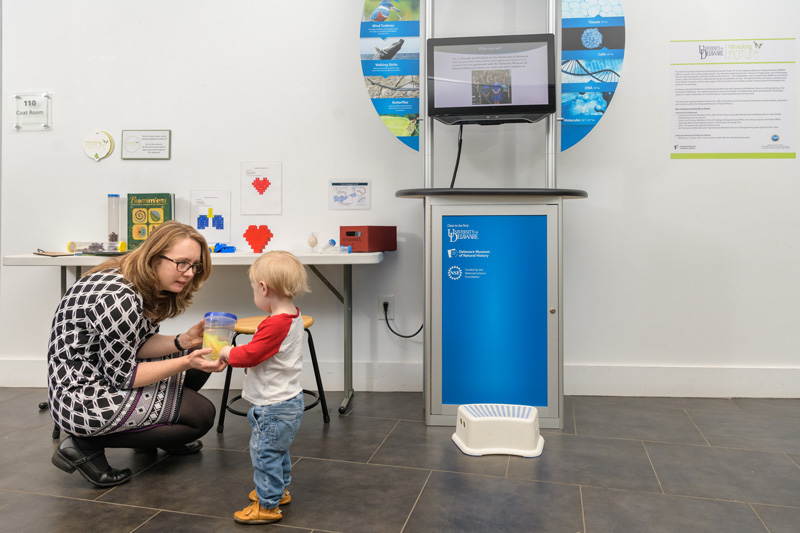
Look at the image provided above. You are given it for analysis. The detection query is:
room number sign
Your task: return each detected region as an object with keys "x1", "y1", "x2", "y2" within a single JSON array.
[{"x1": 13, "y1": 92, "x2": 52, "y2": 131}]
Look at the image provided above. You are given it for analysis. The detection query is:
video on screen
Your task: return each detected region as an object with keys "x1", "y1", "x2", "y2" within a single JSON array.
[{"x1": 432, "y1": 42, "x2": 549, "y2": 109}]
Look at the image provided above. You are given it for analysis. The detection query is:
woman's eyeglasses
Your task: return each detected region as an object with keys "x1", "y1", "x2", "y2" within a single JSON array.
[{"x1": 159, "y1": 255, "x2": 203, "y2": 274}]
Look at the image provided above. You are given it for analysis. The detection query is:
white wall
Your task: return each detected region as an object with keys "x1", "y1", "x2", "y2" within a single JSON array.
[
  {"x1": 0, "y1": 0, "x2": 426, "y2": 391},
  {"x1": 559, "y1": 0, "x2": 800, "y2": 396},
  {"x1": 2, "y1": 0, "x2": 799, "y2": 397}
]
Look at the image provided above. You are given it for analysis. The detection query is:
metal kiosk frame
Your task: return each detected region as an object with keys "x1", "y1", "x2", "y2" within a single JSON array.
[{"x1": 398, "y1": 0, "x2": 586, "y2": 429}]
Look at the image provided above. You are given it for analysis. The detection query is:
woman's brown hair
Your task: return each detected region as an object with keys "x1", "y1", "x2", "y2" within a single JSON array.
[{"x1": 85, "y1": 220, "x2": 212, "y2": 323}]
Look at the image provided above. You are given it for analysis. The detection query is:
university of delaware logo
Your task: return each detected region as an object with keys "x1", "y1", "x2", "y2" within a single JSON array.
[
  {"x1": 448, "y1": 266, "x2": 462, "y2": 280},
  {"x1": 448, "y1": 228, "x2": 479, "y2": 243},
  {"x1": 698, "y1": 44, "x2": 724, "y2": 60}
]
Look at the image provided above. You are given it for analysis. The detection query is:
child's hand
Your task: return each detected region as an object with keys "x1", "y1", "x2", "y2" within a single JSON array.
[
  {"x1": 218, "y1": 345, "x2": 232, "y2": 364},
  {"x1": 186, "y1": 348, "x2": 227, "y2": 373}
]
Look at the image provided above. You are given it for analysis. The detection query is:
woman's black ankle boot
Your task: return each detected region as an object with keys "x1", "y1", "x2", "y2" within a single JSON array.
[{"x1": 52, "y1": 436, "x2": 132, "y2": 488}]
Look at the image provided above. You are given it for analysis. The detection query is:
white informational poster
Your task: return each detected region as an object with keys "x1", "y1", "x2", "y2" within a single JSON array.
[
  {"x1": 191, "y1": 190, "x2": 232, "y2": 245},
  {"x1": 670, "y1": 38, "x2": 796, "y2": 159},
  {"x1": 328, "y1": 180, "x2": 371, "y2": 210},
  {"x1": 121, "y1": 130, "x2": 171, "y2": 159},
  {"x1": 241, "y1": 162, "x2": 282, "y2": 215}
]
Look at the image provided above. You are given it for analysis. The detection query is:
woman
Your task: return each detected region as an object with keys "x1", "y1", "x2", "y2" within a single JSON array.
[
  {"x1": 491, "y1": 76, "x2": 502, "y2": 104},
  {"x1": 48, "y1": 220, "x2": 227, "y2": 487}
]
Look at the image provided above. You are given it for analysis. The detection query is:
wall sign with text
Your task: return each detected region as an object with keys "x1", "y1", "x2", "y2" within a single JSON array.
[
  {"x1": 13, "y1": 92, "x2": 52, "y2": 131},
  {"x1": 121, "y1": 130, "x2": 171, "y2": 160},
  {"x1": 360, "y1": 0, "x2": 420, "y2": 151},
  {"x1": 561, "y1": 0, "x2": 626, "y2": 152},
  {"x1": 670, "y1": 38, "x2": 796, "y2": 160}
]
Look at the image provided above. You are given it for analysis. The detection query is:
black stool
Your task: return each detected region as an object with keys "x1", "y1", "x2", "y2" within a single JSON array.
[
  {"x1": 39, "y1": 401, "x2": 62, "y2": 440},
  {"x1": 216, "y1": 314, "x2": 330, "y2": 433}
]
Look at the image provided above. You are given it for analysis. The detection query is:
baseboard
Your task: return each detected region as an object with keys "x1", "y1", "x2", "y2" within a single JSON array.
[
  {"x1": 0, "y1": 359, "x2": 424, "y2": 392},
  {"x1": 200, "y1": 361, "x2": 424, "y2": 392},
  {"x1": 564, "y1": 365, "x2": 800, "y2": 398},
  {"x1": 5, "y1": 360, "x2": 798, "y2": 397}
]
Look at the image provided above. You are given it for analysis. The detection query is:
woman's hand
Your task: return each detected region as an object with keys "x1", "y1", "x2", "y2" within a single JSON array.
[
  {"x1": 177, "y1": 320, "x2": 206, "y2": 350},
  {"x1": 132, "y1": 347, "x2": 225, "y2": 387},
  {"x1": 186, "y1": 348, "x2": 227, "y2": 373}
]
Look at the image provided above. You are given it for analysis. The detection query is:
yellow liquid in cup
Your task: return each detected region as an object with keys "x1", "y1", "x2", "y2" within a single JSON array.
[{"x1": 202, "y1": 329, "x2": 230, "y2": 361}]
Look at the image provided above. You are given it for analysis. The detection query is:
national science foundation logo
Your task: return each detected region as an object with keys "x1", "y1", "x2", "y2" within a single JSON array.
[{"x1": 447, "y1": 266, "x2": 462, "y2": 280}]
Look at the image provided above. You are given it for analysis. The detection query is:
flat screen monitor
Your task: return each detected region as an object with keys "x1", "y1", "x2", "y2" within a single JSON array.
[{"x1": 427, "y1": 33, "x2": 556, "y2": 125}]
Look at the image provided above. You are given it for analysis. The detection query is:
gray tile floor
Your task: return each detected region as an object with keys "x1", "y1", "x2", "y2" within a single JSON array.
[{"x1": 2, "y1": 388, "x2": 800, "y2": 532}]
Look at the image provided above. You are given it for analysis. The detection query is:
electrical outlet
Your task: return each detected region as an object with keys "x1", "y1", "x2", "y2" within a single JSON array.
[{"x1": 378, "y1": 295, "x2": 394, "y2": 320}]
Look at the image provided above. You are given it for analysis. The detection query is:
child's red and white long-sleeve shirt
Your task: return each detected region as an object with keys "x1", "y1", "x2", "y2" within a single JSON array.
[{"x1": 228, "y1": 308, "x2": 304, "y2": 406}]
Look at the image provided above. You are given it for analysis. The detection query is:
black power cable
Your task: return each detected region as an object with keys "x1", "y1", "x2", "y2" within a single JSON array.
[
  {"x1": 448, "y1": 124, "x2": 464, "y2": 188},
  {"x1": 383, "y1": 302, "x2": 422, "y2": 338}
]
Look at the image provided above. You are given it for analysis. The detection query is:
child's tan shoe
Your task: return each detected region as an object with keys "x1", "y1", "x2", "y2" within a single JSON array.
[
  {"x1": 234, "y1": 501, "x2": 282, "y2": 524},
  {"x1": 248, "y1": 488, "x2": 291, "y2": 505}
]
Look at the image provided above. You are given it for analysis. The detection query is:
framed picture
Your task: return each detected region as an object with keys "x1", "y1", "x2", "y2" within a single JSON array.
[{"x1": 121, "y1": 130, "x2": 171, "y2": 160}]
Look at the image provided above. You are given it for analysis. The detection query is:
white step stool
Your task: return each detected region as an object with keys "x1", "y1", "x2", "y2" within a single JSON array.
[{"x1": 452, "y1": 404, "x2": 545, "y2": 457}]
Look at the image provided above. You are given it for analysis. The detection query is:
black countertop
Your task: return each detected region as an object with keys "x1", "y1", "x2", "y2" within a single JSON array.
[{"x1": 396, "y1": 188, "x2": 588, "y2": 199}]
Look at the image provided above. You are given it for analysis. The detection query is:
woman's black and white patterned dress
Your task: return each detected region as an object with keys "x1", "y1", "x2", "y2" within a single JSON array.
[{"x1": 47, "y1": 269, "x2": 185, "y2": 436}]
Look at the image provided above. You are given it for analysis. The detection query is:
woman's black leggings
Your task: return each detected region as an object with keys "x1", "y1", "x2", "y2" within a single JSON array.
[{"x1": 74, "y1": 369, "x2": 214, "y2": 451}]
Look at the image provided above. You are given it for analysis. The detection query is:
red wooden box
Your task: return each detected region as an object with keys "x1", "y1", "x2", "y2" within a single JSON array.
[{"x1": 339, "y1": 226, "x2": 397, "y2": 252}]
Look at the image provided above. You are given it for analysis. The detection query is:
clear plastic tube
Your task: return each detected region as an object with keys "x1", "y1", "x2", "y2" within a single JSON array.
[
  {"x1": 67, "y1": 241, "x2": 127, "y2": 254},
  {"x1": 108, "y1": 194, "x2": 120, "y2": 242}
]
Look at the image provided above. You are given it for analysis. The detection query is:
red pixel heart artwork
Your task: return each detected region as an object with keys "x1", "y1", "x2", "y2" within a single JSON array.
[
  {"x1": 243, "y1": 225, "x2": 274, "y2": 253},
  {"x1": 252, "y1": 178, "x2": 271, "y2": 195}
]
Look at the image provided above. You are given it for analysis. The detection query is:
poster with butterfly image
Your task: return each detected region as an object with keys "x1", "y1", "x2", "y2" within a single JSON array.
[{"x1": 241, "y1": 161, "x2": 282, "y2": 214}]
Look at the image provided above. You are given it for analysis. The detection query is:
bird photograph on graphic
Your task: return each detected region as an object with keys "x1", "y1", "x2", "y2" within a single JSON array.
[
  {"x1": 362, "y1": 1, "x2": 419, "y2": 23},
  {"x1": 368, "y1": 0, "x2": 402, "y2": 22}
]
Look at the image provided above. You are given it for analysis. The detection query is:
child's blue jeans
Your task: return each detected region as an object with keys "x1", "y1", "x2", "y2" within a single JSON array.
[{"x1": 247, "y1": 392, "x2": 304, "y2": 508}]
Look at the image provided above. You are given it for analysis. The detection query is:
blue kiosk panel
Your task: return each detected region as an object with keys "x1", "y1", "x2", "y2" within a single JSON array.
[{"x1": 441, "y1": 215, "x2": 548, "y2": 407}]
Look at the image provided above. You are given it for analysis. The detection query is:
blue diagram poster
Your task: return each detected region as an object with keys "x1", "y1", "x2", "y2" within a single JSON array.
[
  {"x1": 360, "y1": 0, "x2": 420, "y2": 151},
  {"x1": 561, "y1": 0, "x2": 626, "y2": 151},
  {"x1": 441, "y1": 215, "x2": 548, "y2": 407},
  {"x1": 190, "y1": 190, "x2": 231, "y2": 246}
]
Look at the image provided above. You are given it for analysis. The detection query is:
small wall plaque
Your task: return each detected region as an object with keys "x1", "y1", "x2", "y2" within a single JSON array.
[
  {"x1": 14, "y1": 92, "x2": 52, "y2": 131},
  {"x1": 84, "y1": 130, "x2": 114, "y2": 161},
  {"x1": 121, "y1": 130, "x2": 171, "y2": 159}
]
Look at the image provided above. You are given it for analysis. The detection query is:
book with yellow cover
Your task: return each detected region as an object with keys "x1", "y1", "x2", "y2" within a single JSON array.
[{"x1": 127, "y1": 193, "x2": 174, "y2": 249}]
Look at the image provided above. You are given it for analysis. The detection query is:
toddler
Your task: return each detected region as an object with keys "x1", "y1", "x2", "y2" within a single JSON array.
[{"x1": 219, "y1": 250, "x2": 310, "y2": 524}]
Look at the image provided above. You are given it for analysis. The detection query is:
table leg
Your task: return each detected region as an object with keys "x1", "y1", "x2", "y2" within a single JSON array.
[
  {"x1": 60, "y1": 267, "x2": 67, "y2": 296},
  {"x1": 307, "y1": 264, "x2": 354, "y2": 414},
  {"x1": 339, "y1": 265, "x2": 354, "y2": 413},
  {"x1": 61, "y1": 266, "x2": 83, "y2": 296}
]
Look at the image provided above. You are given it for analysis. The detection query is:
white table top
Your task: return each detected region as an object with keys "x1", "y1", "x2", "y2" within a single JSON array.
[{"x1": 3, "y1": 251, "x2": 384, "y2": 267}]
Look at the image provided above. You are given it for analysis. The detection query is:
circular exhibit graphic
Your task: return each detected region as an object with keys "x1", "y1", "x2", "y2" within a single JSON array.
[
  {"x1": 561, "y1": 0, "x2": 626, "y2": 151},
  {"x1": 360, "y1": 0, "x2": 421, "y2": 151},
  {"x1": 83, "y1": 130, "x2": 114, "y2": 161},
  {"x1": 357, "y1": 1, "x2": 623, "y2": 152}
]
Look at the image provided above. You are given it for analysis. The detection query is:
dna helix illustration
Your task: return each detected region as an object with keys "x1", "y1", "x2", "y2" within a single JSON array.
[{"x1": 561, "y1": 59, "x2": 621, "y2": 84}]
